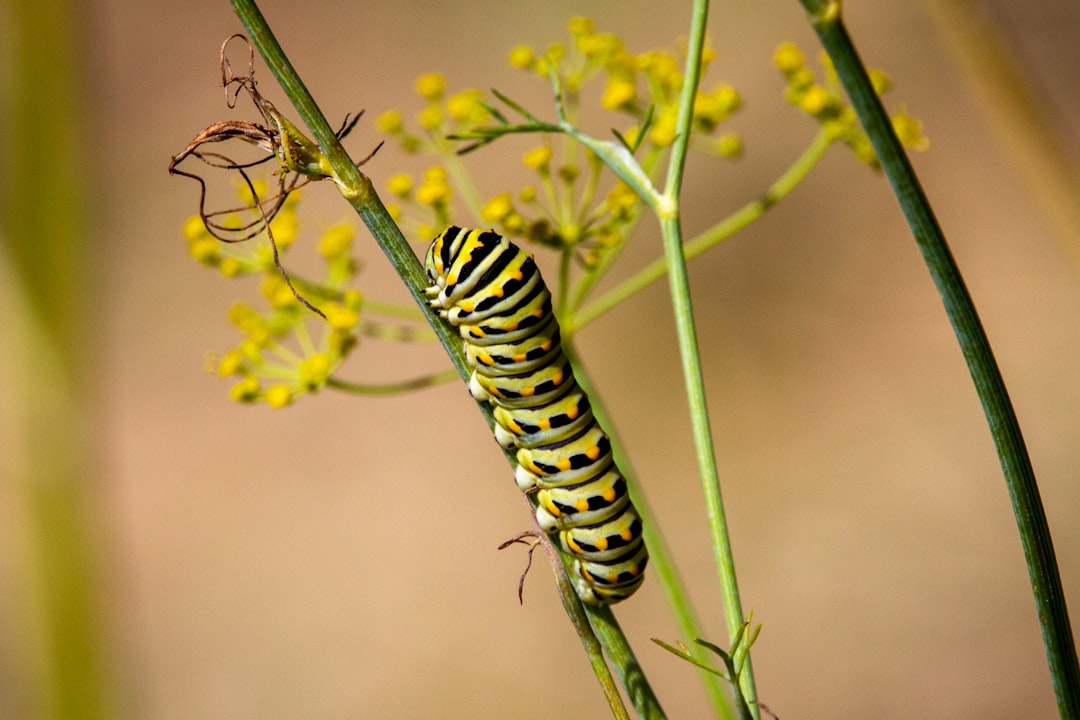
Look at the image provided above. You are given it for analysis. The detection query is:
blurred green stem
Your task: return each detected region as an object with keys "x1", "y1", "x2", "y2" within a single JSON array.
[
  {"x1": 797, "y1": 2, "x2": 1080, "y2": 717},
  {"x1": 3, "y1": 0, "x2": 112, "y2": 718}
]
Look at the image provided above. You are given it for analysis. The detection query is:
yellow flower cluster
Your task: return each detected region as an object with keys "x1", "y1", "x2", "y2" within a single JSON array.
[
  {"x1": 774, "y1": 41, "x2": 928, "y2": 167},
  {"x1": 511, "y1": 17, "x2": 743, "y2": 154},
  {"x1": 186, "y1": 185, "x2": 362, "y2": 407},
  {"x1": 183, "y1": 184, "x2": 303, "y2": 278},
  {"x1": 376, "y1": 73, "x2": 490, "y2": 156}
]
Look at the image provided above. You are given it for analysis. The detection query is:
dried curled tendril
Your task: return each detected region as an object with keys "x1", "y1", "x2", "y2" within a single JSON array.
[{"x1": 168, "y1": 34, "x2": 381, "y2": 318}]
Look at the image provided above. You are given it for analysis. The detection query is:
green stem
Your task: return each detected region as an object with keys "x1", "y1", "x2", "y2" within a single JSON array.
[
  {"x1": 228, "y1": 2, "x2": 661, "y2": 715},
  {"x1": 571, "y1": 129, "x2": 832, "y2": 332},
  {"x1": 564, "y1": 341, "x2": 732, "y2": 720},
  {"x1": 326, "y1": 368, "x2": 459, "y2": 395},
  {"x1": 657, "y1": 0, "x2": 759, "y2": 715},
  {"x1": 798, "y1": 2, "x2": 1080, "y2": 717},
  {"x1": 586, "y1": 607, "x2": 666, "y2": 719},
  {"x1": 360, "y1": 297, "x2": 426, "y2": 321},
  {"x1": 4, "y1": 0, "x2": 112, "y2": 717}
]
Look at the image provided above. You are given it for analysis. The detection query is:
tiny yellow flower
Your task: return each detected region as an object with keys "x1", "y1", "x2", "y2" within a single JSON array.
[
  {"x1": 649, "y1": 109, "x2": 678, "y2": 147},
  {"x1": 417, "y1": 105, "x2": 443, "y2": 131},
  {"x1": 319, "y1": 224, "x2": 354, "y2": 258},
  {"x1": 415, "y1": 72, "x2": 446, "y2": 100},
  {"x1": 557, "y1": 164, "x2": 579, "y2": 184},
  {"x1": 228, "y1": 302, "x2": 261, "y2": 332},
  {"x1": 218, "y1": 349, "x2": 246, "y2": 377},
  {"x1": 509, "y1": 45, "x2": 534, "y2": 69},
  {"x1": 518, "y1": 186, "x2": 537, "y2": 203},
  {"x1": 265, "y1": 384, "x2": 292, "y2": 409},
  {"x1": 869, "y1": 69, "x2": 892, "y2": 95},
  {"x1": 522, "y1": 145, "x2": 553, "y2": 171},
  {"x1": 481, "y1": 192, "x2": 514, "y2": 223},
  {"x1": 798, "y1": 85, "x2": 830, "y2": 116},
  {"x1": 385, "y1": 203, "x2": 403, "y2": 222},
  {"x1": 579, "y1": 33, "x2": 620, "y2": 61},
  {"x1": 423, "y1": 166, "x2": 447, "y2": 183},
  {"x1": 218, "y1": 256, "x2": 244, "y2": 277},
  {"x1": 229, "y1": 377, "x2": 261, "y2": 403},
  {"x1": 502, "y1": 213, "x2": 526, "y2": 235},
  {"x1": 188, "y1": 237, "x2": 220, "y2": 265},
  {"x1": 376, "y1": 110, "x2": 404, "y2": 134},
  {"x1": 323, "y1": 302, "x2": 360, "y2": 330},
  {"x1": 567, "y1": 16, "x2": 595, "y2": 37},
  {"x1": 417, "y1": 224, "x2": 437, "y2": 243},
  {"x1": 773, "y1": 42, "x2": 805, "y2": 73},
  {"x1": 239, "y1": 338, "x2": 265, "y2": 363},
  {"x1": 447, "y1": 90, "x2": 486, "y2": 123},
  {"x1": 601, "y1": 78, "x2": 637, "y2": 111},
  {"x1": 328, "y1": 328, "x2": 358, "y2": 356},
  {"x1": 892, "y1": 110, "x2": 929, "y2": 151},
  {"x1": 260, "y1": 275, "x2": 298, "y2": 309},
  {"x1": 416, "y1": 178, "x2": 450, "y2": 206},
  {"x1": 298, "y1": 353, "x2": 332, "y2": 389},
  {"x1": 386, "y1": 174, "x2": 413, "y2": 200},
  {"x1": 545, "y1": 42, "x2": 566, "y2": 66},
  {"x1": 606, "y1": 182, "x2": 639, "y2": 217},
  {"x1": 182, "y1": 215, "x2": 209, "y2": 241},
  {"x1": 342, "y1": 289, "x2": 363, "y2": 311},
  {"x1": 268, "y1": 210, "x2": 298, "y2": 248},
  {"x1": 715, "y1": 132, "x2": 743, "y2": 159},
  {"x1": 237, "y1": 178, "x2": 269, "y2": 205}
]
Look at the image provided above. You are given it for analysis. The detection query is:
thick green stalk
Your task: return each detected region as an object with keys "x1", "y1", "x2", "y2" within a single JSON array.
[
  {"x1": 797, "y1": 2, "x2": 1080, "y2": 717},
  {"x1": 227, "y1": 2, "x2": 663, "y2": 715},
  {"x1": 3, "y1": 0, "x2": 112, "y2": 717}
]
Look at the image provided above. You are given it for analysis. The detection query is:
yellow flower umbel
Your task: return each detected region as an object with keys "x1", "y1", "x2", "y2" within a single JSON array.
[
  {"x1": 775, "y1": 41, "x2": 928, "y2": 167},
  {"x1": 191, "y1": 197, "x2": 362, "y2": 408}
]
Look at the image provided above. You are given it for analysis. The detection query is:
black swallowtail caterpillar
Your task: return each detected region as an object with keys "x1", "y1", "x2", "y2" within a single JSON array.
[{"x1": 424, "y1": 226, "x2": 648, "y2": 604}]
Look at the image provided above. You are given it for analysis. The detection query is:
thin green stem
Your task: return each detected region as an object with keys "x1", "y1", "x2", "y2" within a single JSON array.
[
  {"x1": 360, "y1": 298, "x2": 426, "y2": 321},
  {"x1": 656, "y1": 0, "x2": 759, "y2": 715},
  {"x1": 326, "y1": 368, "x2": 459, "y2": 395},
  {"x1": 571, "y1": 129, "x2": 832, "y2": 332},
  {"x1": 659, "y1": 213, "x2": 756, "y2": 720},
  {"x1": 586, "y1": 607, "x2": 666, "y2": 719},
  {"x1": 798, "y1": 3, "x2": 1080, "y2": 717}
]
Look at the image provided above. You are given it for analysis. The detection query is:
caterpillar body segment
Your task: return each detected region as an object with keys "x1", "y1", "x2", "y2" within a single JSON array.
[{"x1": 424, "y1": 226, "x2": 648, "y2": 605}]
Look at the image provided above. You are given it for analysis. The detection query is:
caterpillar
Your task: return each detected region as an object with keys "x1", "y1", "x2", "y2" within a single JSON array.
[{"x1": 424, "y1": 226, "x2": 648, "y2": 604}]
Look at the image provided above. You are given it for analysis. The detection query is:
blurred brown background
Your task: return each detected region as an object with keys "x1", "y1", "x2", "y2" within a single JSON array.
[{"x1": 2, "y1": 0, "x2": 1079, "y2": 718}]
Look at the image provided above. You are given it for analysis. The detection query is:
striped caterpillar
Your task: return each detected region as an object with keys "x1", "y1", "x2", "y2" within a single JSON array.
[{"x1": 424, "y1": 226, "x2": 648, "y2": 604}]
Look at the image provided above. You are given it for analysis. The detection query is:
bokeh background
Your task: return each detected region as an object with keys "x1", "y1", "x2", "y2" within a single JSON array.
[{"x1": 3, "y1": 0, "x2": 1079, "y2": 718}]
